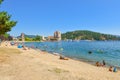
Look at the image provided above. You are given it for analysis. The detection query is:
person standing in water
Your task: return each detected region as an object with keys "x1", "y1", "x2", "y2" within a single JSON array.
[{"x1": 102, "y1": 60, "x2": 106, "y2": 66}]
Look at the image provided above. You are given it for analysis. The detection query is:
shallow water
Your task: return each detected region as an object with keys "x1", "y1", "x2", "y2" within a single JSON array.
[{"x1": 25, "y1": 41, "x2": 120, "y2": 67}]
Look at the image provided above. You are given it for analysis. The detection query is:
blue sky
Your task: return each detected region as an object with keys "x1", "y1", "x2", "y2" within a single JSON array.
[{"x1": 1, "y1": 0, "x2": 120, "y2": 36}]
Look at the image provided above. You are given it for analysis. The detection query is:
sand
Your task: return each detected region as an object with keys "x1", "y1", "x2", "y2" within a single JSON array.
[{"x1": 0, "y1": 41, "x2": 120, "y2": 80}]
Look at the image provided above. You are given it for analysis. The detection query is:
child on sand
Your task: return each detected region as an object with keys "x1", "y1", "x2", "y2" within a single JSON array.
[
  {"x1": 113, "y1": 67, "x2": 117, "y2": 72},
  {"x1": 109, "y1": 66, "x2": 113, "y2": 72},
  {"x1": 96, "y1": 61, "x2": 102, "y2": 67}
]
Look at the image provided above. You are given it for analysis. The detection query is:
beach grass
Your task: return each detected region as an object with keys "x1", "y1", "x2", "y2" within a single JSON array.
[{"x1": 48, "y1": 68, "x2": 69, "y2": 74}]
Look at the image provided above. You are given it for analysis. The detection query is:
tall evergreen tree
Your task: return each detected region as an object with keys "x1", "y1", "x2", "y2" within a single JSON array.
[
  {"x1": 0, "y1": 0, "x2": 17, "y2": 35},
  {"x1": 0, "y1": 0, "x2": 3, "y2": 4}
]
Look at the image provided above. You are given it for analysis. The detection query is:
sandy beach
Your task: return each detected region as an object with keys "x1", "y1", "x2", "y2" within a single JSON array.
[{"x1": 0, "y1": 42, "x2": 120, "y2": 80}]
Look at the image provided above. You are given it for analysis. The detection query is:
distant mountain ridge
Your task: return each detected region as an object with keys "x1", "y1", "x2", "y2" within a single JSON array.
[
  {"x1": 17, "y1": 34, "x2": 42, "y2": 41},
  {"x1": 25, "y1": 35, "x2": 37, "y2": 38},
  {"x1": 17, "y1": 34, "x2": 37, "y2": 38},
  {"x1": 61, "y1": 30, "x2": 120, "y2": 40}
]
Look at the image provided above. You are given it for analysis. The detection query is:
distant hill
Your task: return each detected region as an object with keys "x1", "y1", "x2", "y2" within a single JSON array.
[
  {"x1": 17, "y1": 34, "x2": 36, "y2": 38},
  {"x1": 61, "y1": 30, "x2": 120, "y2": 40},
  {"x1": 25, "y1": 35, "x2": 36, "y2": 38},
  {"x1": 17, "y1": 34, "x2": 42, "y2": 41}
]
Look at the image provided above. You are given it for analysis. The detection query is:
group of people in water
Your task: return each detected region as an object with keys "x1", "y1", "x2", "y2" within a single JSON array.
[{"x1": 96, "y1": 60, "x2": 117, "y2": 72}]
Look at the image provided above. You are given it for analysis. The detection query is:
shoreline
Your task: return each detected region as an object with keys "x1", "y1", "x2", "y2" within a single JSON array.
[
  {"x1": 32, "y1": 47, "x2": 120, "y2": 70},
  {"x1": 24, "y1": 41, "x2": 120, "y2": 68},
  {"x1": 30, "y1": 46, "x2": 120, "y2": 72}
]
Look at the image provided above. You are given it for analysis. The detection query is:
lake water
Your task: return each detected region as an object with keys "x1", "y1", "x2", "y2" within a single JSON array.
[{"x1": 24, "y1": 41, "x2": 120, "y2": 67}]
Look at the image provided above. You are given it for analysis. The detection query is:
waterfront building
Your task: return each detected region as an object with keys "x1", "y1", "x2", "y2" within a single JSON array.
[
  {"x1": 47, "y1": 31, "x2": 61, "y2": 41},
  {"x1": 54, "y1": 31, "x2": 61, "y2": 41}
]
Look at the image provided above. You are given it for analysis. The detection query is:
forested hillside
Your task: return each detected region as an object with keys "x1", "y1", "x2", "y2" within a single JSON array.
[{"x1": 61, "y1": 30, "x2": 120, "y2": 40}]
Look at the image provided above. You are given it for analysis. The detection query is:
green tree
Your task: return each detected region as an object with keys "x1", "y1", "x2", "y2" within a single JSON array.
[
  {"x1": 25, "y1": 37, "x2": 32, "y2": 41},
  {"x1": 34, "y1": 35, "x2": 42, "y2": 41},
  {"x1": 0, "y1": 0, "x2": 17, "y2": 35},
  {"x1": 3, "y1": 33, "x2": 9, "y2": 38},
  {"x1": 0, "y1": 0, "x2": 3, "y2": 4}
]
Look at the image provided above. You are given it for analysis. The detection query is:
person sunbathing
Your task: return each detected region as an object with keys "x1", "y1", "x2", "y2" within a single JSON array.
[
  {"x1": 22, "y1": 45, "x2": 27, "y2": 50},
  {"x1": 59, "y1": 55, "x2": 69, "y2": 60}
]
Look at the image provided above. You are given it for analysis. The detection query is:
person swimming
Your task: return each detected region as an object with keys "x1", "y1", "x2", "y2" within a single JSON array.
[{"x1": 88, "y1": 51, "x2": 92, "y2": 54}]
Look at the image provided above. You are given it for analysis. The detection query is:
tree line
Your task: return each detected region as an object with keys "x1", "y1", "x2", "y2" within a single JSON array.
[
  {"x1": 25, "y1": 35, "x2": 42, "y2": 41},
  {"x1": 17, "y1": 34, "x2": 42, "y2": 41}
]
